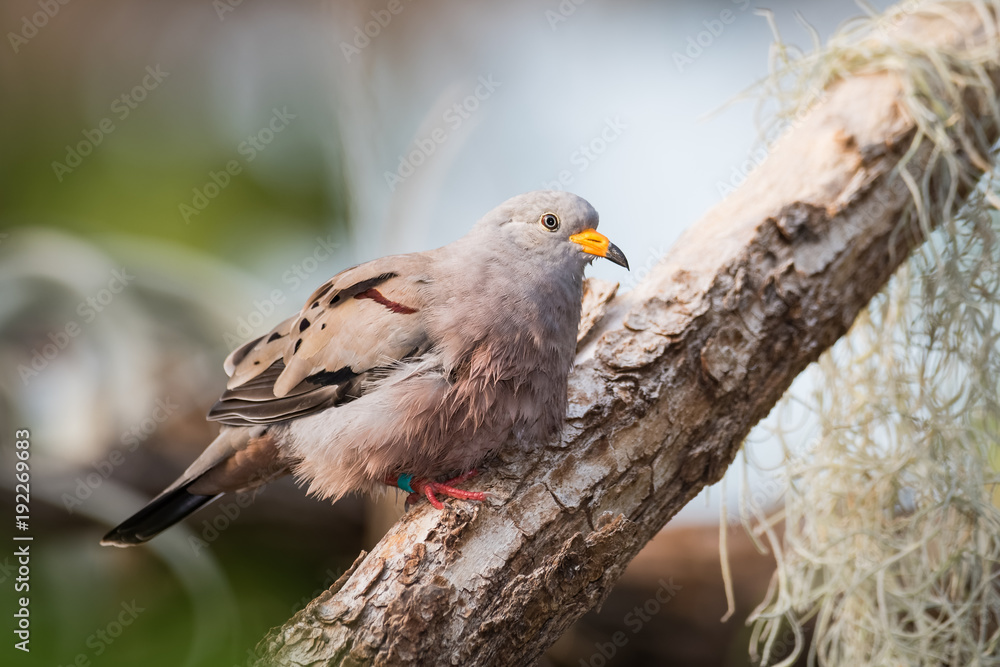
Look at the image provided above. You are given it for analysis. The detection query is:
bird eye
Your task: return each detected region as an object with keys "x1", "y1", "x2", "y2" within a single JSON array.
[{"x1": 540, "y1": 213, "x2": 560, "y2": 231}]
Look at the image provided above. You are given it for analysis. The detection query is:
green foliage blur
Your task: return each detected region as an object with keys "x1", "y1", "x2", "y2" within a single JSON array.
[{"x1": 0, "y1": 12, "x2": 347, "y2": 265}]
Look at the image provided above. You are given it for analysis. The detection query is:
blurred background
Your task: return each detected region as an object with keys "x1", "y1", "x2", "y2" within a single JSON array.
[{"x1": 0, "y1": 0, "x2": 893, "y2": 665}]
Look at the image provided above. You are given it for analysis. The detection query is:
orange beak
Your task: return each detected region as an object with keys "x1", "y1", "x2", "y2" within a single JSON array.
[{"x1": 569, "y1": 229, "x2": 629, "y2": 269}]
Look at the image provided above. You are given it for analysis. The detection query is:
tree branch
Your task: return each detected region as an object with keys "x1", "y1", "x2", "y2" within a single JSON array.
[{"x1": 254, "y1": 5, "x2": 1000, "y2": 665}]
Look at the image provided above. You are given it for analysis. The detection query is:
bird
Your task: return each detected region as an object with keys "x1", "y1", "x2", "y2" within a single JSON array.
[{"x1": 101, "y1": 190, "x2": 628, "y2": 547}]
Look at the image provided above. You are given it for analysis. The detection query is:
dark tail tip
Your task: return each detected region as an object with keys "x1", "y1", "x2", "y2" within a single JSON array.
[{"x1": 101, "y1": 484, "x2": 221, "y2": 548}]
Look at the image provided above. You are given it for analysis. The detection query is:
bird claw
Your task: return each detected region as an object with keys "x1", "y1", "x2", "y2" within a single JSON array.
[{"x1": 387, "y1": 470, "x2": 488, "y2": 510}]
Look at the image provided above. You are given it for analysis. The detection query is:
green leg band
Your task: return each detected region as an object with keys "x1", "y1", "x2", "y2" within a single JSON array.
[{"x1": 396, "y1": 473, "x2": 415, "y2": 494}]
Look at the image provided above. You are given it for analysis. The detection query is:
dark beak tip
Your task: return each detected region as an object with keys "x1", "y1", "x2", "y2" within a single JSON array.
[{"x1": 606, "y1": 243, "x2": 629, "y2": 270}]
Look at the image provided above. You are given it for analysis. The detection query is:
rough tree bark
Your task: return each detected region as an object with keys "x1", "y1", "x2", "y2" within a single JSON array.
[{"x1": 254, "y1": 5, "x2": 1000, "y2": 666}]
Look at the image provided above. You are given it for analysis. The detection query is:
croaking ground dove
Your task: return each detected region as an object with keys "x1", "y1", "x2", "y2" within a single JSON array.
[{"x1": 102, "y1": 190, "x2": 627, "y2": 546}]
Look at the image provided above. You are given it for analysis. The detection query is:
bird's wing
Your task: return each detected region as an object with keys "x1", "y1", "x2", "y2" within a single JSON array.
[{"x1": 207, "y1": 255, "x2": 432, "y2": 426}]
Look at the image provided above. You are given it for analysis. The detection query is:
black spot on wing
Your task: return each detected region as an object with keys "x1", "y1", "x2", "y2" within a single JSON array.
[
  {"x1": 298, "y1": 318, "x2": 310, "y2": 332},
  {"x1": 267, "y1": 332, "x2": 284, "y2": 343},
  {"x1": 305, "y1": 365, "x2": 357, "y2": 386},
  {"x1": 230, "y1": 334, "x2": 264, "y2": 367},
  {"x1": 356, "y1": 272, "x2": 398, "y2": 290},
  {"x1": 328, "y1": 272, "x2": 398, "y2": 306}
]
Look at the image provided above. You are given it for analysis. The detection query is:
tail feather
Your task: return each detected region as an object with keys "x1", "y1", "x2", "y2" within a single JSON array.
[
  {"x1": 101, "y1": 483, "x2": 221, "y2": 547},
  {"x1": 101, "y1": 428, "x2": 286, "y2": 547}
]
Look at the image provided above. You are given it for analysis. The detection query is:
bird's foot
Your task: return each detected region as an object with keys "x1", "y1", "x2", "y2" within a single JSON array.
[{"x1": 385, "y1": 470, "x2": 488, "y2": 510}]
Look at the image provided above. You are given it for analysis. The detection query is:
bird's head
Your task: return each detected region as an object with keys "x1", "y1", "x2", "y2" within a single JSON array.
[{"x1": 475, "y1": 190, "x2": 629, "y2": 271}]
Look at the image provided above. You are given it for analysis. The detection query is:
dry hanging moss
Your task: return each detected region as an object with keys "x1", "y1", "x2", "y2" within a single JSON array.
[{"x1": 740, "y1": 2, "x2": 1000, "y2": 666}]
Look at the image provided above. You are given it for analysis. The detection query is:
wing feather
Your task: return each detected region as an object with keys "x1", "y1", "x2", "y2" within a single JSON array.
[{"x1": 207, "y1": 255, "x2": 432, "y2": 427}]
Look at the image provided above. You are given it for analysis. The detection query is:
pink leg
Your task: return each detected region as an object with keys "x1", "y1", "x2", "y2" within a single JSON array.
[{"x1": 384, "y1": 470, "x2": 488, "y2": 509}]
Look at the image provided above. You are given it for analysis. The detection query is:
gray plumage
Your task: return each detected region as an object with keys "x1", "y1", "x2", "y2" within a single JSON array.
[{"x1": 102, "y1": 191, "x2": 627, "y2": 546}]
